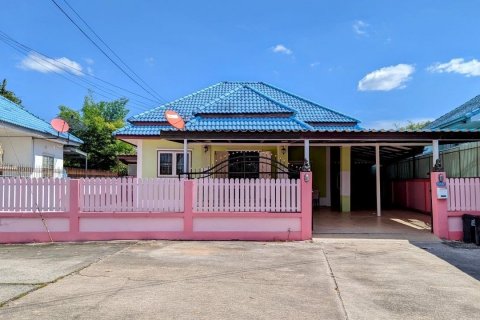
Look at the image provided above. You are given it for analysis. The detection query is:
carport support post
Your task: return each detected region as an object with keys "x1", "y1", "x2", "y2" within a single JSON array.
[
  {"x1": 432, "y1": 140, "x2": 439, "y2": 166},
  {"x1": 183, "y1": 139, "x2": 188, "y2": 175},
  {"x1": 375, "y1": 144, "x2": 381, "y2": 217},
  {"x1": 304, "y1": 139, "x2": 310, "y2": 165},
  {"x1": 340, "y1": 146, "x2": 351, "y2": 212}
]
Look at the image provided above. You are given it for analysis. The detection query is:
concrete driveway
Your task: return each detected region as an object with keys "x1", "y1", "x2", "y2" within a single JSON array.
[{"x1": 0, "y1": 240, "x2": 479, "y2": 320}]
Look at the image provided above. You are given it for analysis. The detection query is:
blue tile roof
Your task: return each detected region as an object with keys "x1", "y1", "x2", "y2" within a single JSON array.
[
  {"x1": 186, "y1": 116, "x2": 312, "y2": 132},
  {"x1": 117, "y1": 82, "x2": 359, "y2": 135},
  {"x1": 427, "y1": 95, "x2": 480, "y2": 129},
  {"x1": 0, "y1": 95, "x2": 82, "y2": 144},
  {"x1": 194, "y1": 85, "x2": 293, "y2": 115}
]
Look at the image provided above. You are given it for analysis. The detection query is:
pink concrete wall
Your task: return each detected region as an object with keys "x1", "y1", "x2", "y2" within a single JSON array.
[
  {"x1": 431, "y1": 172, "x2": 480, "y2": 240},
  {"x1": 392, "y1": 179, "x2": 431, "y2": 213},
  {"x1": 0, "y1": 173, "x2": 313, "y2": 243}
]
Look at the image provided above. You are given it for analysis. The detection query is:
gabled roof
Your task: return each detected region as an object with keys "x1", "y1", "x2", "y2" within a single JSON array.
[
  {"x1": 117, "y1": 81, "x2": 359, "y2": 136},
  {"x1": 427, "y1": 95, "x2": 480, "y2": 129},
  {"x1": 0, "y1": 95, "x2": 82, "y2": 144}
]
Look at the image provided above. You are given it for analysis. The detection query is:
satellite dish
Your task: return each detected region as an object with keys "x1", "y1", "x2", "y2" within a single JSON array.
[
  {"x1": 165, "y1": 110, "x2": 185, "y2": 130},
  {"x1": 50, "y1": 118, "x2": 70, "y2": 133}
]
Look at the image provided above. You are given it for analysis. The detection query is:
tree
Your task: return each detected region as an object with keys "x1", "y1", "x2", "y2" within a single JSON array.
[
  {"x1": 395, "y1": 120, "x2": 432, "y2": 131},
  {"x1": 0, "y1": 79, "x2": 22, "y2": 105},
  {"x1": 59, "y1": 95, "x2": 135, "y2": 173}
]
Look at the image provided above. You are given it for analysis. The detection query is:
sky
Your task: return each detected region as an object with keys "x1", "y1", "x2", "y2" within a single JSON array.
[{"x1": 1, "y1": 0, "x2": 480, "y2": 129}]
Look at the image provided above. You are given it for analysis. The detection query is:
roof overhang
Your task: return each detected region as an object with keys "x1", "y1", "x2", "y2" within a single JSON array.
[{"x1": 115, "y1": 129, "x2": 480, "y2": 144}]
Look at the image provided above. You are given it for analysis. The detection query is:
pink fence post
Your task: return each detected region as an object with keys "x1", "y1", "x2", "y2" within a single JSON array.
[
  {"x1": 430, "y1": 172, "x2": 449, "y2": 239},
  {"x1": 69, "y1": 179, "x2": 80, "y2": 236},
  {"x1": 300, "y1": 172, "x2": 312, "y2": 240},
  {"x1": 183, "y1": 179, "x2": 194, "y2": 236}
]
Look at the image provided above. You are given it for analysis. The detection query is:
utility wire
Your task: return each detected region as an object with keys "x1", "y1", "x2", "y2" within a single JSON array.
[
  {"x1": 50, "y1": 0, "x2": 166, "y2": 103},
  {"x1": 60, "y1": 0, "x2": 168, "y2": 103},
  {"x1": 0, "y1": 32, "x2": 153, "y2": 112}
]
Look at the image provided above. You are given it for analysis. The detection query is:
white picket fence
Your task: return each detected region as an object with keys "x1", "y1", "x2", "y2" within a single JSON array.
[
  {"x1": 194, "y1": 178, "x2": 301, "y2": 212},
  {"x1": 0, "y1": 177, "x2": 69, "y2": 212},
  {"x1": 79, "y1": 178, "x2": 184, "y2": 212},
  {"x1": 447, "y1": 177, "x2": 480, "y2": 212}
]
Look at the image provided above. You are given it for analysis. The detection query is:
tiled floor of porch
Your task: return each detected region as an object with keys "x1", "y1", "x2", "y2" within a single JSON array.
[{"x1": 313, "y1": 208, "x2": 438, "y2": 241}]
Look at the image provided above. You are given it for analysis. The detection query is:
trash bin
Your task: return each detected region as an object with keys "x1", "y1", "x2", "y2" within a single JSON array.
[
  {"x1": 462, "y1": 214, "x2": 476, "y2": 243},
  {"x1": 475, "y1": 216, "x2": 480, "y2": 246}
]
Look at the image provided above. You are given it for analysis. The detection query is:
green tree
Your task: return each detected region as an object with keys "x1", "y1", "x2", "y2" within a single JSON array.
[
  {"x1": 395, "y1": 120, "x2": 432, "y2": 131},
  {"x1": 0, "y1": 79, "x2": 22, "y2": 105},
  {"x1": 59, "y1": 95, "x2": 135, "y2": 172}
]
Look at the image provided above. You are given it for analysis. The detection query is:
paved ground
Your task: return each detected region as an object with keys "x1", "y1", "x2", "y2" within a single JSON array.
[
  {"x1": 0, "y1": 240, "x2": 479, "y2": 320},
  {"x1": 314, "y1": 209, "x2": 437, "y2": 241}
]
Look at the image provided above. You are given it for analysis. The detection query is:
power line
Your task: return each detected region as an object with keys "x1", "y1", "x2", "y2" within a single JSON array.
[
  {"x1": 50, "y1": 0, "x2": 166, "y2": 103},
  {"x1": 0, "y1": 31, "x2": 154, "y2": 112},
  {"x1": 60, "y1": 0, "x2": 168, "y2": 103}
]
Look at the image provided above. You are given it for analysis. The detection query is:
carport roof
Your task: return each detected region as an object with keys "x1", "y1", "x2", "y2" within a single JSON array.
[{"x1": 117, "y1": 128, "x2": 480, "y2": 144}]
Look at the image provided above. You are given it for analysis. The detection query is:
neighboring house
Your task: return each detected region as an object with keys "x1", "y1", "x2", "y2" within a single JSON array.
[
  {"x1": 389, "y1": 95, "x2": 480, "y2": 179},
  {"x1": 0, "y1": 96, "x2": 82, "y2": 178},
  {"x1": 115, "y1": 81, "x2": 478, "y2": 213}
]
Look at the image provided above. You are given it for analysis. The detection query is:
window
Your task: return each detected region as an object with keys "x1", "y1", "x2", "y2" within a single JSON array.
[
  {"x1": 42, "y1": 155, "x2": 54, "y2": 178},
  {"x1": 157, "y1": 151, "x2": 190, "y2": 177}
]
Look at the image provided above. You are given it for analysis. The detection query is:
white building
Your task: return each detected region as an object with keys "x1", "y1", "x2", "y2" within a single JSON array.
[{"x1": 0, "y1": 95, "x2": 82, "y2": 178}]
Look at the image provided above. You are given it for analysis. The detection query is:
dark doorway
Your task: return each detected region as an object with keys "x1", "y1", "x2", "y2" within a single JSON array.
[
  {"x1": 228, "y1": 151, "x2": 260, "y2": 179},
  {"x1": 351, "y1": 159, "x2": 376, "y2": 210},
  {"x1": 330, "y1": 147, "x2": 341, "y2": 211}
]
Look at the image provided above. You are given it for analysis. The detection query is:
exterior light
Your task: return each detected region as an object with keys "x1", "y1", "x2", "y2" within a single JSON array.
[
  {"x1": 281, "y1": 146, "x2": 286, "y2": 155},
  {"x1": 204, "y1": 145, "x2": 209, "y2": 153}
]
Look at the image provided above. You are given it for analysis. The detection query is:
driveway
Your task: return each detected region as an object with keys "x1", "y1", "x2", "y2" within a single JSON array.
[{"x1": 0, "y1": 240, "x2": 479, "y2": 320}]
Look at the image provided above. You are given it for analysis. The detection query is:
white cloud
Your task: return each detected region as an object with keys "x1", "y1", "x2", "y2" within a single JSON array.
[
  {"x1": 353, "y1": 20, "x2": 369, "y2": 36},
  {"x1": 310, "y1": 62, "x2": 320, "y2": 68},
  {"x1": 358, "y1": 64, "x2": 415, "y2": 91},
  {"x1": 364, "y1": 118, "x2": 434, "y2": 130},
  {"x1": 84, "y1": 58, "x2": 95, "y2": 65},
  {"x1": 19, "y1": 52, "x2": 84, "y2": 76},
  {"x1": 427, "y1": 58, "x2": 480, "y2": 77},
  {"x1": 272, "y1": 44, "x2": 292, "y2": 55}
]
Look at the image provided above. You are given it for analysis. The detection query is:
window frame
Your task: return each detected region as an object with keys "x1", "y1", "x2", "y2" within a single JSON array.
[{"x1": 156, "y1": 149, "x2": 192, "y2": 177}]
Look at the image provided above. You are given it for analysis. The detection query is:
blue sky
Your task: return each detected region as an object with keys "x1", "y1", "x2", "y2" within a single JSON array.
[{"x1": 1, "y1": 0, "x2": 480, "y2": 128}]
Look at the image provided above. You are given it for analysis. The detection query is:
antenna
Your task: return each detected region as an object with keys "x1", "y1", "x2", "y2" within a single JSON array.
[
  {"x1": 51, "y1": 118, "x2": 70, "y2": 133},
  {"x1": 50, "y1": 118, "x2": 71, "y2": 142},
  {"x1": 164, "y1": 110, "x2": 185, "y2": 130}
]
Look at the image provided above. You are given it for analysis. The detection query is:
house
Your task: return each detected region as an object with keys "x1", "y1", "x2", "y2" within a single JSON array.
[
  {"x1": 0, "y1": 95, "x2": 82, "y2": 178},
  {"x1": 115, "y1": 81, "x2": 479, "y2": 215},
  {"x1": 389, "y1": 94, "x2": 480, "y2": 180},
  {"x1": 115, "y1": 82, "x2": 358, "y2": 206}
]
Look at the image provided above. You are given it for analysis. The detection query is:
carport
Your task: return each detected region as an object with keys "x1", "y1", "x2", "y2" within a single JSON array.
[{"x1": 153, "y1": 128, "x2": 479, "y2": 237}]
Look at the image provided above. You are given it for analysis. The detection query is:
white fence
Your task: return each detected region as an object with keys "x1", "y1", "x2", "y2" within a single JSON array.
[
  {"x1": 79, "y1": 178, "x2": 184, "y2": 212},
  {"x1": 194, "y1": 178, "x2": 301, "y2": 212},
  {"x1": 447, "y1": 178, "x2": 480, "y2": 212},
  {"x1": 0, "y1": 177, "x2": 69, "y2": 212}
]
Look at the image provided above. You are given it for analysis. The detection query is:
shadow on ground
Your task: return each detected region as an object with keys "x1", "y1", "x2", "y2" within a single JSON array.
[{"x1": 412, "y1": 241, "x2": 480, "y2": 281}]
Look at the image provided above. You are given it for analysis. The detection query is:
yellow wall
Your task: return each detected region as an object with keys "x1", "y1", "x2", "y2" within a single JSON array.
[{"x1": 140, "y1": 140, "x2": 290, "y2": 178}]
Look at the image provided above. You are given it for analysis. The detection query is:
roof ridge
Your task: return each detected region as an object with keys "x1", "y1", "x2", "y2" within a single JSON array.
[
  {"x1": 258, "y1": 82, "x2": 360, "y2": 123},
  {"x1": 244, "y1": 85, "x2": 298, "y2": 114},
  {"x1": 193, "y1": 84, "x2": 245, "y2": 114},
  {"x1": 129, "y1": 82, "x2": 226, "y2": 122},
  {"x1": 427, "y1": 94, "x2": 480, "y2": 129},
  {"x1": 290, "y1": 116, "x2": 314, "y2": 131}
]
